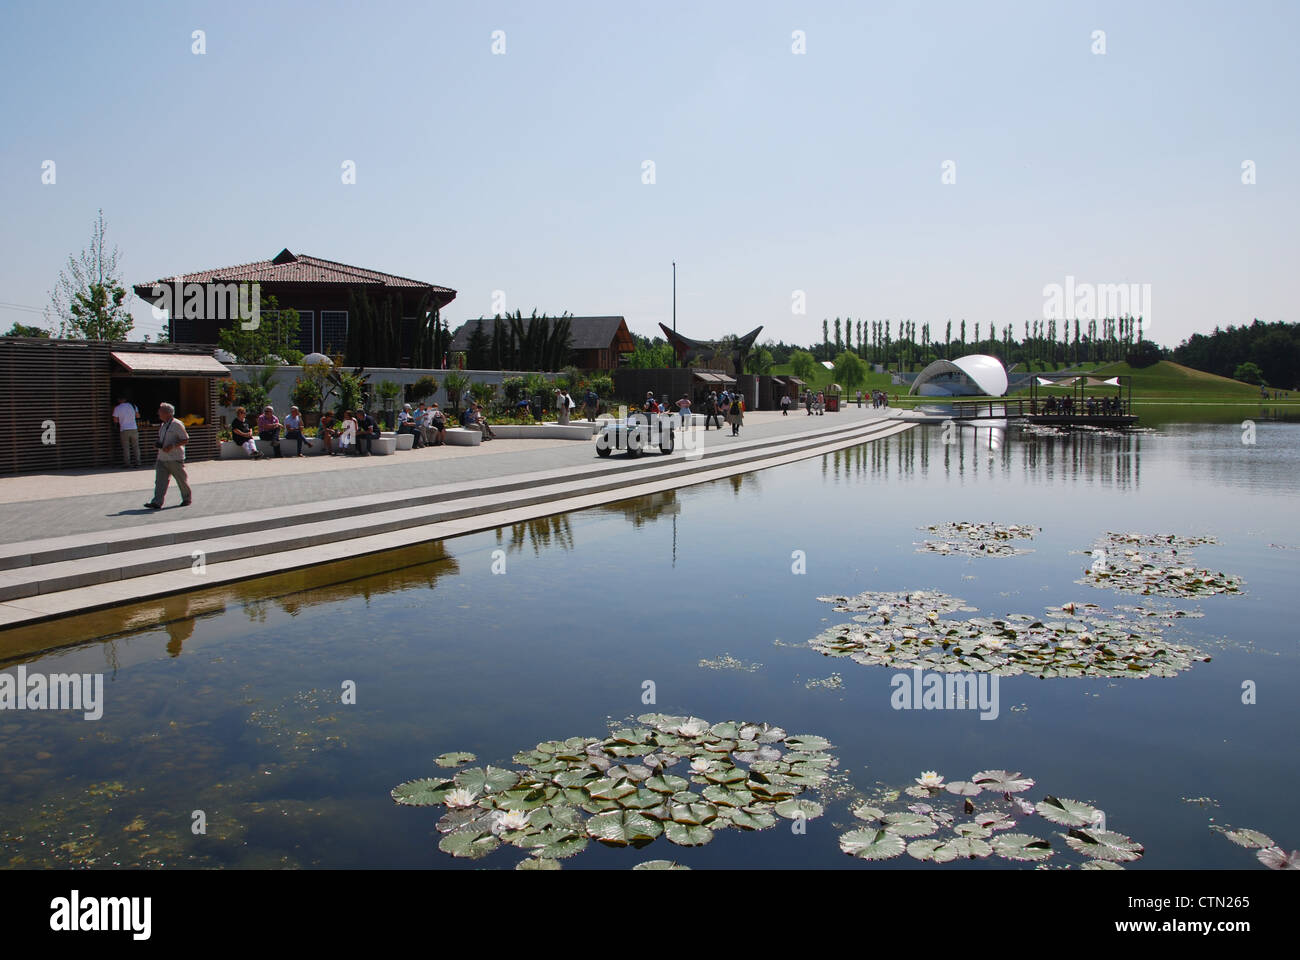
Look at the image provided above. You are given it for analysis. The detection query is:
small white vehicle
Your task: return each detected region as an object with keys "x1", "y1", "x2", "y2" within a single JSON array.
[{"x1": 595, "y1": 412, "x2": 678, "y2": 457}]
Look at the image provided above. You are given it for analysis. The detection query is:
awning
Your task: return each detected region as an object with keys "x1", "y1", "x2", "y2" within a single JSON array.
[
  {"x1": 785, "y1": 377, "x2": 805, "y2": 386},
  {"x1": 112, "y1": 351, "x2": 231, "y2": 377},
  {"x1": 692, "y1": 372, "x2": 735, "y2": 384}
]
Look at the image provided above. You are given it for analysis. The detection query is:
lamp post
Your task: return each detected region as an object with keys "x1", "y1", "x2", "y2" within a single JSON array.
[{"x1": 672, "y1": 261, "x2": 676, "y2": 368}]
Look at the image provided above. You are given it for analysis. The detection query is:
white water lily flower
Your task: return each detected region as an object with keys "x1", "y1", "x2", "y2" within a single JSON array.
[
  {"x1": 495, "y1": 809, "x2": 530, "y2": 832},
  {"x1": 444, "y1": 788, "x2": 478, "y2": 808},
  {"x1": 981, "y1": 637, "x2": 1007, "y2": 650},
  {"x1": 915, "y1": 771, "x2": 945, "y2": 789},
  {"x1": 676, "y1": 719, "x2": 708, "y2": 737},
  {"x1": 690, "y1": 758, "x2": 715, "y2": 775}
]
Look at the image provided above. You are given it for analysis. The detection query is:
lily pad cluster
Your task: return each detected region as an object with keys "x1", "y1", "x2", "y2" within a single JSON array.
[
  {"x1": 817, "y1": 589, "x2": 978, "y2": 623},
  {"x1": 1080, "y1": 533, "x2": 1243, "y2": 598},
  {"x1": 840, "y1": 770, "x2": 1143, "y2": 868},
  {"x1": 917, "y1": 522, "x2": 1039, "y2": 558},
  {"x1": 392, "y1": 716, "x2": 835, "y2": 868},
  {"x1": 1211, "y1": 824, "x2": 1299, "y2": 870},
  {"x1": 811, "y1": 596, "x2": 1211, "y2": 679}
]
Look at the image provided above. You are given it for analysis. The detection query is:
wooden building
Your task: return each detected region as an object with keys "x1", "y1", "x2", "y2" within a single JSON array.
[
  {"x1": 450, "y1": 316, "x2": 635, "y2": 371},
  {"x1": 0, "y1": 338, "x2": 230, "y2": 475},
  {"x1": 132, "y1": 248, "x2": 457, "y2": 367}
]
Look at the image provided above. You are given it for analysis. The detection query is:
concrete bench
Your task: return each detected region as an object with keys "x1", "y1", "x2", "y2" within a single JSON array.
[
  {"x1": 444, "y1": 428, "x2": 482, "y2": 447},
  {"x1": 488, "y1": 423, "x2": 596, "y2": 440},
  {"x1": 371, "y1": 436, "x2": 397, "y2": 456}
]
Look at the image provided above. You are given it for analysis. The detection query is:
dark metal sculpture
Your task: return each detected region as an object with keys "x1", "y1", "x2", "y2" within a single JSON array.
[{"x1": 658, "y1": 323, "x2": 763, "y2": 374}]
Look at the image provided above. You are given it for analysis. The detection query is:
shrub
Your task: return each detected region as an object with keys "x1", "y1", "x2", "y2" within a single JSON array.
[
  {"x1": 502, "y1": 376, "x2": 528, "y2": 404},
  {"x1": 406, "y1": 375, "x2": 439, "y2": 404}
]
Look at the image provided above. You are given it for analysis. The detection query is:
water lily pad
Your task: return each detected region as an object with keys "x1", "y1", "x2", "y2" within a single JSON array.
[
  {"x1": 454, "y1": 766, "x2": 519, "y2": 795},
  {"x1": 438, "y1": 829, "x2": 499, "y2": 859},
  {"x1": 1036, "y1": 796, "x2": 1100, "y2": 827},
  {"x1": 991, "y1": 833, "x2": 1053, "y2": 861},
  {"x1": 645, "y1": 774, "x2": 689, "y2": 794},
  {"x1": 840, "y1": 828, "x2": 907, "y2": 860},
  {"x1": 664, "y1": 821, "x2": 714, "y2": 846},
  {"x1": 1063, "y1": 828, "x2": 1143, "y2": 862},
  {"x1": 434, "y1": 752, "x2": 476, "y2": 768},
  {"x1": 1221, "y1": 827, "x2": 1274, "y2": 849},
  {"x1": 633, "y1": 859, "x2": 691, "y2": 870},
  {"x1": 516, "y1": 857, "x2": 561, "y2": 870},
  {"x1": 391, "y1": 778, "x2": 455, "y2": 806},
  {"x1": 775, "y1": 799, "x2": 824, "y2": 820},
  {"x1": 906, "y1": 838, "x2": 960, "y2": 863},
  {"x1": 1080, "y1": 859, "x2": 1124, "y2": 870},
  {"x1": 586, "y1": 810, "x2": 662, "y2": 845},
  {"x1": 944, "y1": 781, "x2": 982, "y2": 796},
  {"x1": 882, "y1": 812, "x2": 938, "y2": 837},
  {"x1": 785, "y1": 735, "x2": 832, "y2": 751},
  {"x1": 1257, "y1": 847, "x2": 1300, "y2": 870},
  {"x1": 945, "y1": 836, "x2": 992, "y2": 859},
  {"x1": 972, "y1": 770, "x2": 1035, "y2": 794},
  {"x1": 720, "y1": 807, "x2": 777, "y2": 831}
]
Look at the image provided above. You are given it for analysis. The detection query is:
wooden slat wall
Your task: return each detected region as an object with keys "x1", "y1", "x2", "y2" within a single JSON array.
[
  {"x1": 0, "y1": 338, "x2": 113, "y2": 474},
  {"x1": 0, "y1": 338, "x2": 223, "y2": 476}
]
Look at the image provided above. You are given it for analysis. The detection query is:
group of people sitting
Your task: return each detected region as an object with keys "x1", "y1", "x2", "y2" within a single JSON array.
[
  {"x1": 1043, "y1": 395, "x2": 1123, "y2": 416},
  {"x1": 229, "y1": 400, "x2": 498, "y2": 459}
]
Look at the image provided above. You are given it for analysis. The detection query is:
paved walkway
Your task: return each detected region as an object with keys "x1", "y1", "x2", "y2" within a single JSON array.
[{"x1": 0, "y1": 407, "x2": 899, "y2": 544}]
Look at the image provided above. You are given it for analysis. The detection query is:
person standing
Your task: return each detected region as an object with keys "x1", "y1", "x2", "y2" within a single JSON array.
[
  {"x1": 143, "y1": 402, "x2": 191, "y2": 509},
  {"x1": 583, "y1": 387, "x2": 599, "y2": 422},
  {"x1": 676, "y1": 393, "x2": 692, "y2": 425},
  {"x1": 781, "y1": 393, "x2": 791, "y2": 416},
  {"x1": 112, "y1": 396, "x2": 141, "y2": 467},
  {"x1": 728, "y1": 394, "x2": 744, "y2": 436},
  {"x1": 856, "y1": 389, "x2": 863, "y2": 408},
  {"x1": 704, "y1": 391, "x2": 721, "y2": 430},
  {"x1": 557, "y1": 389, "x2": 572, "y2": 425}
]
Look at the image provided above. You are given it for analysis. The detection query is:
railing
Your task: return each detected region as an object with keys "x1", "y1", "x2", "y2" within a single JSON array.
[{"x1": 947, "y1": 398, "x2": 1133, "y2": 420}]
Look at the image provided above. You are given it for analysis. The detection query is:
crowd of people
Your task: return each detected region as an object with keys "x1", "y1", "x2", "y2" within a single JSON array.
[
  {"x1": 1043, "y1": 395, "x2": 1124, "y2": 416},
  {"x1": 228, "y1": 399, "x2": 505, "y2": 459}
]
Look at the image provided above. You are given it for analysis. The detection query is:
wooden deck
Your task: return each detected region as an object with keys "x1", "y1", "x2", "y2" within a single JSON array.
[{"x1": 941, "y1": 398, "x2": 1139, "y2": 426}]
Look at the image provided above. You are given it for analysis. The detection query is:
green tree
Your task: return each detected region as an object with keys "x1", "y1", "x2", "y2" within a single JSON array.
[
  {"x1": 1233, "y1": 360, "x2": 1265, "y2": 385},
  {"x1": 291, "y1": 361, "x2": 337, "y2": 416},
  {"x1": 833, "y1": 350, "x2": 867, "y2": 391},
  {"x1": 790, "y1": 350, "x2": 817, "y2": 382},
  {"x1": 47, "y1": 209, "x2": 134, "y2": 340},
  {"x1": 745, "y1": 347, "x2": 774, "y2": 375},
  {"x1": 218, "y1": 295, "x2": 303, "y2": 365},
  {"x1": 4, "y1": 322, "x2": 50, "y2": 337},
  {"x1": 443, "y1": 371, "x2": 471, "y2": 412}
]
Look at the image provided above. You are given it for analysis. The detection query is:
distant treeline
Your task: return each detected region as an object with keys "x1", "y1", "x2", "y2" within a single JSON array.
[{"x1": 1171, "y1": 320, "x2": 1300, "y2": 388}]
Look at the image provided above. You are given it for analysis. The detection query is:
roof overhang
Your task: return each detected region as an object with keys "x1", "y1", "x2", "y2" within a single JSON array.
[
  {"x1": 111, "y1": 351, "x2": 231, "y2": 377},
  {"x1": 910, "y1": 355, "x2": 1009, "y2": 397}
]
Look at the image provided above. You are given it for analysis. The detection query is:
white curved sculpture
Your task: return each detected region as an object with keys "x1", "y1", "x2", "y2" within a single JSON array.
[{"x1": 910, "y1": 354, "x2": 1009, "y2": 397}]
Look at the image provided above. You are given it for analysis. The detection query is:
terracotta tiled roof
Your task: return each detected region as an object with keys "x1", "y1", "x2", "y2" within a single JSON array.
[{"x1": 136, "y1": 249, "x2": 454, "y2": 294}]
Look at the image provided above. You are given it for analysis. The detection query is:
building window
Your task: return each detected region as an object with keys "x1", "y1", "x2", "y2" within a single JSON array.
[
  {"x1": 295, "y1": 310, "x2": 315, "y2": 354},
  {"x1": 321, "y1": 311, "x2": 348, "y2": 356}
]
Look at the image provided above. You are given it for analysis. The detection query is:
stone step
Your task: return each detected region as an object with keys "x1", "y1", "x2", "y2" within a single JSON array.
[
  {"x1": 0, "y1": 415, "x2": 888, "y2": 573},
  {"x1": 0, "y1": 418, "x2": 915, "y2": 631}
]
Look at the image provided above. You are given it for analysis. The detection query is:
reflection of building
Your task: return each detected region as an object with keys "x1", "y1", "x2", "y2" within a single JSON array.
[{"x1": 910, "y1": 355, "x2": 1008, "y2": 397}]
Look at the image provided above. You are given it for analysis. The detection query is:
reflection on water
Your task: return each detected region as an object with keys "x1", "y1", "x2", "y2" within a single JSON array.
[
  {"x1": 824, "y1": 424, "x2": 1142, "y2": 490},
  {"x1": 1, "y1": 421, "x2": 1297, "y2": 869}
]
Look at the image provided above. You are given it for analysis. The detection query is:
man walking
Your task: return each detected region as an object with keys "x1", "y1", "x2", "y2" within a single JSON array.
[
  {"x1": 112, "y1": 396, "x2": 141, "y2": 467},
  {"x1": 143, "y1": 402, "x2": 191, "y2": 509},
  {"x1": 780, "y1": 393, "x2": 791, "y2": 416}
]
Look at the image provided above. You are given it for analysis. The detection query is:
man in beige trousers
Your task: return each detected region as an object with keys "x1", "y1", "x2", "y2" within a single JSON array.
[{"x1": 144, "y1": 402, "x2": 192, "y2": 509}]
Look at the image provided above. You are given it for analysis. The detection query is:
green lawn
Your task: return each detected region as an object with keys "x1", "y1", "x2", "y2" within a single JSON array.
[{"x1": 1009, "y1": 360, "x2": 1289, "y2": 401}]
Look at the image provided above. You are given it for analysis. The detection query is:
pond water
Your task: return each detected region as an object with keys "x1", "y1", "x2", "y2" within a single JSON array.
[{"x1": 1, "y1": 412, "x2": 1296, "y2": 869}]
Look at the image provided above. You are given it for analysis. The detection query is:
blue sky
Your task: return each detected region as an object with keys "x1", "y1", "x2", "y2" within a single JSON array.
[{"x1": 1, "y1": 0, "x2": 1295, "y2": 348}]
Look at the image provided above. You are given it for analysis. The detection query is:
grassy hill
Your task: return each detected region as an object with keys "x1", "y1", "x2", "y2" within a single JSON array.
[{"x1": 1087, "y1": 361, "x2": 1273, "y2": 400}]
